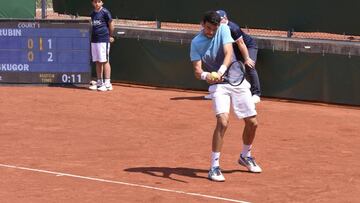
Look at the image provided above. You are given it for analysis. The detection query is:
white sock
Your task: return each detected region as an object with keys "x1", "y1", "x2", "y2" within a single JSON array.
[
  {"x1": 241, "y1": 144, "x2": 252, "y2": 158},
  {"x1": 211, "y1": 152, "x2": 220, "y2": 168},
  {"x1": 97, "y1": 79, "x2": 103, "y2": 85},
  {"x1": 104, "y1": 79, "x2": 111, "y2": 85}
]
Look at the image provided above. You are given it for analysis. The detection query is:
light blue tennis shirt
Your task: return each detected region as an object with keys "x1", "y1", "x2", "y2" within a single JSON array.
[{"x1": 190, "y1": 24, "x2": 235, "y2": 72}]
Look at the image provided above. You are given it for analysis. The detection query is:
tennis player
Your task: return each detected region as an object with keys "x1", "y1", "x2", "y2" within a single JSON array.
[
  {"x1": 89, "y1": 0, "x2": 114, "y2": 91},
  {"x1": 190, "y1": 11, "x2": 262, "y2": 182}
]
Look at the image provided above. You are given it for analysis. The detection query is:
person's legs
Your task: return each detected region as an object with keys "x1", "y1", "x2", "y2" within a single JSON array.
[
  {"x1": 90, "y1": 43, "x2": 103, "y2": 90},
  {"x1": 231, "y1": 82, "x2": 262, "y2": 172},
  {"x1": 238, "y1": 115, "x2": 262, "y2": 173},
  {"x1": 242, "y1": 116, "x2": 257, "y2": 146},
  {"x1": 212, "y1": 113, "x2": 229, "y2": 152},
  {"x1": 208, "y1": 113, "x2": 229, "y2": 182},
  {"x1": 103, "y1": 61, "x2": 113, "y2": 90},
  {"x1": 103, "y1": 62, "x2": 111, "y2": 80},
  {"x1": 241, "y1": 116, "x2": 257, "y2": 158},
  {"x1": 92, "y1": 42, "x2": 111, "y2": 91},
  {"x1": 96, "y1": 62, "x2": 104, "y2": 83},
  {"x1": 246, "y1": 67, "x2": 261, "y2": 96},
  {"x1": 246, "y1": 48, "x2": 261, "y2": 100},
  {"x1": 89, "y1": 61, "x2": 103, "y2": 90},
  {"x1": 96, "y1": 62, "x2": 108, "y2": 91},
  {"x1": 103, "y1": 43, "x2": 113, "y2": 90},
  {"x1": 208, "y1": 85, "x2": 231, "y2": 181}
]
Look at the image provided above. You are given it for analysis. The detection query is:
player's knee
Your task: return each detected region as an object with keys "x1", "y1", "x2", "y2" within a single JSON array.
[
  {"x1": 216, "y1": 114, "x2": 229, "y2": 130},
  {"x1": 245, "y1": 117, "x2": 258, "y2": 129}
]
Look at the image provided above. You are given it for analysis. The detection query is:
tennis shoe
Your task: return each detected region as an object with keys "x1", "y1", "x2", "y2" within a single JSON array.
[
  {"x1": 208, "y1": 166, "x2": 225, "y2": 182},
  {"x1": 204, "y1": 94, "x2": 212, "y2": 100},
  {"x1": 252, "y1": 95, "x2": 261, "y2": 104},
  {"x1": 97, "y1": 84, "x2": 108, "y2": 92},
  {"x1": 238, "y1": 155, "x2": 262, "y2": 173},
  {"x1": 89, "y1": 80, "x2": 97, "y2": 86},
  {"x1": 105, "y1": 83, "x2": 113, "y2": 91},
  {"x1": 89, "y1": 84, "x2": 98, "y2": 90},
  {"x1": 89, "y1": 81, "x2": 102, "y2": 91}
]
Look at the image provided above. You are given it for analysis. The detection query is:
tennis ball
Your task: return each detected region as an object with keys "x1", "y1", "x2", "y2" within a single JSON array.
[{"x1": 210, "y1": 72, "x2": 220, "y2": 80}]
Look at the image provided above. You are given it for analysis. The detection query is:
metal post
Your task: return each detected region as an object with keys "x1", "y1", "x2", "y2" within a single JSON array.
[
  {"x1": 287, "y1": 28, "x2": 294, "y2": 38},
  {"x1": 41, "y1": 0, "x2": 47, "y2": 19},
  {"x1": 156, "y1": 20, "x2": 161, "y2": 29}
]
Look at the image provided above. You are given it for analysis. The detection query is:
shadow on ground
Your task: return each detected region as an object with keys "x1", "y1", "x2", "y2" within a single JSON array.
[{"x1": 124, "y1": 166, "x2": 250, "y2": 183}]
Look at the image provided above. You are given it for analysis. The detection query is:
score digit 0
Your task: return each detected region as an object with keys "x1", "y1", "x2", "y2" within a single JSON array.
[
  {"x1": 27, "y1": 38, "x2": 34, "y2": 62},
  {"x1": 28, "y1": 38, "x2": 34, "y2": 49},
  {"x1": 28, "y1": 51, "x2": 34, "y2": 62}
]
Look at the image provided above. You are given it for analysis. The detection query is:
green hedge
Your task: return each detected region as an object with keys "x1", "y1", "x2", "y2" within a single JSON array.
[
  {"x1": 0, "y1": 0, "x2": 35, "y2": 19},
  {"x1": 53, "y1": 0, "x2": 360, "y2": 35}
]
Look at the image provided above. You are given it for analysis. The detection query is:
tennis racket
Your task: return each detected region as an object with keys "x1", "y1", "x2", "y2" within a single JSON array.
[{"x1": 222, "y1": 60, "x2": 246, "y2": 86}]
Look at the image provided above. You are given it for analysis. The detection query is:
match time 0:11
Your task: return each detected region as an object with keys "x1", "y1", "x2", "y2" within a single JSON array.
[
  {"x1": 27, "y1": 37, "x2": 54, "y2": 63},
  {"x1": 61, "y1": 74, "x2": 82, "y2": 83}
]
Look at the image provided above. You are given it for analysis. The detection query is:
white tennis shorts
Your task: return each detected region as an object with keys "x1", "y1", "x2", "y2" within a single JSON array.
[
  {"x1": 209, "y1": 80, "x2": 257, "y2": 119},
  {"x1": 91, "y1": 42, "x2": 110, "y2": 63}
]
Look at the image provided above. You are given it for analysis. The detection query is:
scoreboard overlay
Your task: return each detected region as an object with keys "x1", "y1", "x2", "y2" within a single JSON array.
[{"x1": 0, "y1": 19, "x2": 91, "y2": 84}]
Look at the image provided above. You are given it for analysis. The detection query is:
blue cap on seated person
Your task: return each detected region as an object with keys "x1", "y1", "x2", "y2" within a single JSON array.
[{"x1": 216, "y1": 10, "x2": 227, "y2": 19}]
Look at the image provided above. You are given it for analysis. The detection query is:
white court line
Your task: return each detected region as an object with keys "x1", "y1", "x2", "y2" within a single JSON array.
[{"x1": 0, "y1": 163, "x2": 250, "y2": 203}]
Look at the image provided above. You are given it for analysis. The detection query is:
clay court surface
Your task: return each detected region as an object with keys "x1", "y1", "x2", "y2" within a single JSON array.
[{"x1": 0, "y1": 84, "x2": 359, "y2": 202}]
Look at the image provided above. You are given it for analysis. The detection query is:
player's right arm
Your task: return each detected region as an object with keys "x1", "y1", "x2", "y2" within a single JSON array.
[
  {"x1": 190, "y1": 41, "x2": 218, "y2": 83},
  {"x1": 190, "y1": 41, "x2": 208, "y2": 81},
  {"x1": 192, "y1": 60, "x2": 204, "y2": 80},
  {"x1": 192, "y1": 60, "x2": 221, "y2": 83}
]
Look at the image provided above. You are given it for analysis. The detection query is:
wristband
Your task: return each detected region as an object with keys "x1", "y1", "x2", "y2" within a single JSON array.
[
  {"x1": 200, "y1": 72, "x2": 209, "y2": 80},
  {"x1": 217, "y1": 65, "x2": 227, "y2": 76}
]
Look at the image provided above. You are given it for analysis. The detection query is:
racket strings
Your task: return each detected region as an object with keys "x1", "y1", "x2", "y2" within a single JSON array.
[{"x1": 223, "y1": 61, "x2": 245, "y2": 86}]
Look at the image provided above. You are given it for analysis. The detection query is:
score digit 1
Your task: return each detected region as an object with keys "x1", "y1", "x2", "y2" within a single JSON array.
[
  {"x1": 39, "y1": 37, "x2": 43, "y2": 51},
  {"x1": 48, "y1": 39, "x2": 52, "y2": 49},
  {"x1": 47, "y1": 38, "x2": 53, "y2": 62},
  {"x1": 38, "y1": 38, "x2": 52, "y2": 51}
]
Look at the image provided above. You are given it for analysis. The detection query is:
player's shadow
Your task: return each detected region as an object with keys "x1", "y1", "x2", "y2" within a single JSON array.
[
  {"x1": 170, "y1": 96, "x2": 207, "y2": 101},
  {"x1": 124, "y1": 167, "x2": 249, "y2": 183}
]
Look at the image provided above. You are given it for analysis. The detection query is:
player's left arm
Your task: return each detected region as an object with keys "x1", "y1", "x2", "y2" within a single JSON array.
[
  {"x1": 216, "y1": 42, "x2": 234, "y2": 78},
  {"x1": 109, "y1": 20, "x2": 115, "y2": 43},
  {"x1": 217, "y1": 24, "x2": 235, "y2": 76},
  {"x1": 105, "y1": 9, "x2": 115, "y2": 43},
  {"x1": 223, "y1": 43, "x2": 233, "y2": 68}
]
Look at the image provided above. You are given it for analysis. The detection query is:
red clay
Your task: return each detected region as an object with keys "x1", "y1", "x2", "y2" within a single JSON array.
[{"x1": 0, "y1": 84, "x2": 359, "y2": 202}]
